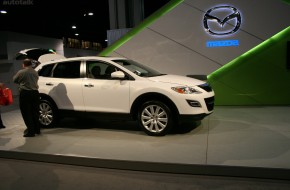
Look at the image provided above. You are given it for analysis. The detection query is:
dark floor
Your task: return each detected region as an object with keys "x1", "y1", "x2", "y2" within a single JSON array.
[{"x1": 1, "y1": 158, "x2": 290, "y2": 190}]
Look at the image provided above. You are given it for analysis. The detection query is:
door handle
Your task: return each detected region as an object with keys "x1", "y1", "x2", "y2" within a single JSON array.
[
  {"x1": 84, "y1": 84, "x2": 94, "y2": 87},
  {"x1": 45, "y1": 83, "x2": 54, "y2": 86}
]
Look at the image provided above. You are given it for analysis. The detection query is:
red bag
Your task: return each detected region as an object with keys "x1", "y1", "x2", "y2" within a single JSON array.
[{"x1": 0, "y1": 87, "x2": 13, "y2": 106}]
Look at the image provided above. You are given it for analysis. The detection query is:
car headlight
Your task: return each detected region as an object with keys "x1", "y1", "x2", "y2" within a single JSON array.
[{"x1": 171, "y1": 86, "x2": 202, "y2": 94}]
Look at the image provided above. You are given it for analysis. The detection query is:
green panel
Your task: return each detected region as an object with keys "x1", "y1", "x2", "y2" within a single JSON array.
[
  {"x1": 208, "y1": 26, "x2": 290, "y2": 105},
  {"x1": 282, "y1": 0, "x2": 290, "y2": 5},
  {"x1": 99, "y1": 0, "x2": 184, "y2": 56},
  {"x1": 209, "y1": 80, "x2": 260, "y2": 105}
]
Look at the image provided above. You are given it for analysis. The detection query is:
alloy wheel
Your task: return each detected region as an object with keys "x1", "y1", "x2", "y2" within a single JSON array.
[
  {"x1": 39, "y1": 101, "x2": 54, "y2": 126},
  {"x1": 141, "y1": 104, "x2": 168, "y2": 133}
]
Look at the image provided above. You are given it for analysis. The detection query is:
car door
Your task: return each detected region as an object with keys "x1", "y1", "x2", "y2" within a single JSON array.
[
  {"x1": 41, "y1": 61, "x2": 85, "y2": 111},
  {"x1": 82, "y1": 61, "x2": 130, "y2": 113}
]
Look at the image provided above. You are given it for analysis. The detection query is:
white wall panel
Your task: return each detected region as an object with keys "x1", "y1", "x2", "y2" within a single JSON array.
[{"x1": 116, "y1": 29, "x2": 220, "y2": 75}]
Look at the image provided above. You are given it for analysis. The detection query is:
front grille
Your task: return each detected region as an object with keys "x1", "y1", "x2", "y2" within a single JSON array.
[
  {"x1": 198, "y1": 83, "x2": 212, "y2": 92},
  {"x1": 204, "y1": 96, "x2": 214, "y2": 111}
]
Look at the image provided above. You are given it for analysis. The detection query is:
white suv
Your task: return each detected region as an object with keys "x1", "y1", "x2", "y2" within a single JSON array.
[{"x1": 35, "y1": 56, "x2": 214, "y2": 136}]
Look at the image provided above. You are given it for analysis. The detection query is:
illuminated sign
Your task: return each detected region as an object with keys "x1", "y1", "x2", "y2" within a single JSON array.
[
  {"x1": 203, "y1": 6, "x2": 241, "y2": 36},
  {"x1": 206, "y1": 40, "x2": 239, "y2": 48}
]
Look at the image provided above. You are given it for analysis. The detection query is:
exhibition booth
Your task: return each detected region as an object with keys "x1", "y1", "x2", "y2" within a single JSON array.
[{"x1": 1, "y1": 0, "x2": 290, "y2": 180}]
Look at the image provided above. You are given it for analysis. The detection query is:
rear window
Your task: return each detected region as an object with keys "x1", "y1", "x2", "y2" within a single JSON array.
[{"x1": 53, "y1": 61, "x2": 81, "y2": 78}]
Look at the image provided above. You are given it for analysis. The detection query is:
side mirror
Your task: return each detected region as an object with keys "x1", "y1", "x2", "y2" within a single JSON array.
[{"x1": 111, "y1": 71, "x2": 125, "y2": 79}]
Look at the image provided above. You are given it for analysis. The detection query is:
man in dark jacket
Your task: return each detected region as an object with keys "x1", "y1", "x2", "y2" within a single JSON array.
[{"x1": 13, "y1": 59, "x2": 40, "y2": 137}]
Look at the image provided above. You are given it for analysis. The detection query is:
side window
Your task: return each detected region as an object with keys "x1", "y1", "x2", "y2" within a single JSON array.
[
  {"x1": 53, "y1": 61, "x2": 81, "y2": 78},
  {"x1": 38, "y1": 64, "x2": 55, "y2": 77},
  {"x1": 86, "y1": 61, "x2": 118, "y2": 79}
]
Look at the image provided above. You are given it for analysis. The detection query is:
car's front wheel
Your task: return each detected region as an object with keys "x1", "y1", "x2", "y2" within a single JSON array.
[
  {"x1": 138, "y1": 101, "x2": 173, "y2": 136},
  {"x1": 39, "y1": 99, "x2": 58, "y2": 128}
]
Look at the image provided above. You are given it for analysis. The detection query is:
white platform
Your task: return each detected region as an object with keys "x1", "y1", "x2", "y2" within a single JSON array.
[{"x1": 1, "y1": 101, "x2": 290, "y2": 179}]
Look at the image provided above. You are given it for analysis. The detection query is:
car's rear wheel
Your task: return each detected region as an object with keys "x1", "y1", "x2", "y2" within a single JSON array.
[
  {"x1": 39, "y1": 99, "x2": 58, "y2": 128},
  {"x1": 138, "y1": 100, "x2": 173, "y2": 136}
]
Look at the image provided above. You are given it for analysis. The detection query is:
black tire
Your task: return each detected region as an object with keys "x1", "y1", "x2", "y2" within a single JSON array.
[
  {"x1": 39, "y1": 99, "x2": 58, "y2": 128},
  {"x1": 138, "y1": 100, "x2": 173, "y2": 136}
]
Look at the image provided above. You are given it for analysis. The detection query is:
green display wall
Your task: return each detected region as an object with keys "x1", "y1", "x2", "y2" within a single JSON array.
[{"x1": 208, "y1": 26, "x2": 290, "y2": 105}]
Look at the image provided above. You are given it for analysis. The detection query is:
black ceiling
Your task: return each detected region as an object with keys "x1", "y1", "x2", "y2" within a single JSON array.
[{"x1": 0, "y1": 0, "x2": 170, "y2": 47}]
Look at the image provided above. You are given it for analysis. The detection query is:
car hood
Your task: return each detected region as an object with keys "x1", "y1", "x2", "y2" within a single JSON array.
[{"x1": 148, "y1": 74, "x2": 206, "y2": 86}]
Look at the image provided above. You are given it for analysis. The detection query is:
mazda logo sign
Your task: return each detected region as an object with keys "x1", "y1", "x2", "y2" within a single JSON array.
[{"x1": 203, "y1": 6, "x2": 241, "y2": 36}]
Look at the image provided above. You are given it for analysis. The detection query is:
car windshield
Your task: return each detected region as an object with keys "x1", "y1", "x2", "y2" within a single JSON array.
[{"x1": 113, "y1": 59, "x2": 165, "y2": 77}]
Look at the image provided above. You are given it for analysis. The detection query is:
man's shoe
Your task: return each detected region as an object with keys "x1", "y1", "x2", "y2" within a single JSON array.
[
  {"x1": 23, "y1": 133, "x2": 35, "y2": 137},
  {"x1": 0, "y1": 125, "x2": 5, "y2": 128}
]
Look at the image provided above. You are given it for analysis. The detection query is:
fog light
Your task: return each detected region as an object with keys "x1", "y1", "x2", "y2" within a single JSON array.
[{"x1": 186, "y1": 100, "x2": 201, "y2": 107}]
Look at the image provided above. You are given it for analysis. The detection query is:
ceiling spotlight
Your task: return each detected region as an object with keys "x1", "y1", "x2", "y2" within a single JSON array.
[
  {"x1": 0, "y1": 10, "x2": 7, "y2": 14},
  {"x1": 88, "y1": 12, "x2": 94, "y2": 16},
  {"x1": 72, "y1": 25, "x2": 77, "y2": 29},
  {"x1": 75, "y1": 33, "x2": 79, "y2": 36}
]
